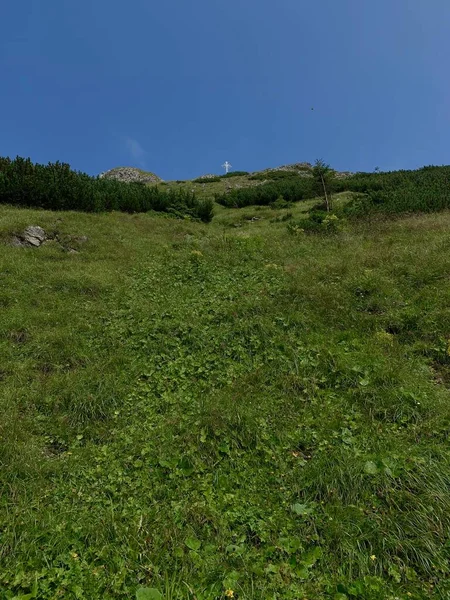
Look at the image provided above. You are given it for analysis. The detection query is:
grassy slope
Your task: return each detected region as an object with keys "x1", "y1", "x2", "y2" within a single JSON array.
[
  {"x1": 1, "y1": 203, "x2": 449, "y2": 600},
  {"x1": 158, "y1": 174, "x2": 259, "y2": 201}
]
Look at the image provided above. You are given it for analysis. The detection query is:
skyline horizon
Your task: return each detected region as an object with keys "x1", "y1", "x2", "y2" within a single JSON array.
[{"x1": 2, "y1": 1, "x2": 450, "y2": 180}]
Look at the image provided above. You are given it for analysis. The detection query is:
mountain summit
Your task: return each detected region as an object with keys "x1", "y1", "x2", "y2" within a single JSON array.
[{"x1": 99, "y1": 166, "x2": 162, "y2": 184}]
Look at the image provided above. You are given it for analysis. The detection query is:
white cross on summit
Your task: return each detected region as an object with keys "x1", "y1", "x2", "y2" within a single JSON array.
[{"x1": 222, "y1": 161, "x2": 232, "y2": 174}]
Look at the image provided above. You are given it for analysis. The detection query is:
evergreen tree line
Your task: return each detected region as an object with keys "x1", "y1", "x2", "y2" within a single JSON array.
[
  {"x1": 337, "y1": 165, "x2": 450, "y2": 214},
  {"x1": 0, "y1": 157, "x2": 214, "y2": 222},
  {"x1": 216, "y1": 163, "x2": 450, "y2": 214},
  {"x1": 215, "y1": 176, "x2": 317, "y2": 207}
]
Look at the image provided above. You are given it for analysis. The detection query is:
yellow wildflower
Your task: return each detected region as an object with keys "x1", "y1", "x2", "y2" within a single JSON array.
[
  {"x1": 370, "y1": 554, "x2": 376, "y2": 561},
  {"x1": 225, "y1": 590, "x2": 234, "y2": 598}
]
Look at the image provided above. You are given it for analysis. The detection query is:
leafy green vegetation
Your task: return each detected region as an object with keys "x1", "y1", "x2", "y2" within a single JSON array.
[
  {"x1": 219, "y1": 171, "x2": 250, "y2": 178},
  {"x1": 193, "y1": 177, "x2": 222, "y2": 184},
  {"x1": 209, "y1": 164, "x2": 450, "y2": 218},
  {"x1": 287, "y1": 211, "x2": 341, "y2": 234},
  {"x1": 0, "y1": 157, "x2": 213, "y2": 222},
  {"x1": 194, "y1": 173, "x2": 250, "y2": 184},
  {"x1": 215, "y1": 177, "x2": 316, "y2": 208},
  {"x1": 248, "y1": 170, "x2": 305, "y2": 181},
  {"x1": 337, "y1": 165, "x2": 450, "y2": 214},
  {"x1": 1, "y1": 198, "x2": 449, "y2": 599}
]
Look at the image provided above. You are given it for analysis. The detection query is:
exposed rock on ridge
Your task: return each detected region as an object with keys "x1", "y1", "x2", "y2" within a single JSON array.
[{"x1": 99, "y1": 167, "x2": 162, "y2": 184}]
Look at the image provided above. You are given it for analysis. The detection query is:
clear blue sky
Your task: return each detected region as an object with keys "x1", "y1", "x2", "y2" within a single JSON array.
[{"x1": 1, "y1": 0, "x2": 449, "y2": 179}]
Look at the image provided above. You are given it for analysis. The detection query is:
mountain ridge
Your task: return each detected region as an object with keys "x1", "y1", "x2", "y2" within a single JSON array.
[{"x1": 100, "y1": 161, "x2": 354, "y2": 185}]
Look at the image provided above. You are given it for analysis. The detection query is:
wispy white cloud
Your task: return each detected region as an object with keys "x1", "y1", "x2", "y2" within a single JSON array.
[{"x1": 125, "y1": 137, "x2": 146, "y2": 167}]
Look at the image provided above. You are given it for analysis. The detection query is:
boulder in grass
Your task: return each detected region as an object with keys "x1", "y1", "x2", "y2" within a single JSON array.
[
  {"x1": 11, "y1": 226, "x2": 47, "y2": 247},
  {"x1": 22, "y1": 226, "x2": 47, "y2": 246}
]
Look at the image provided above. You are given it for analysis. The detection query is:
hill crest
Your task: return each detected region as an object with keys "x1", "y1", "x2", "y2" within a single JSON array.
[{"x1": 99, "y1": 166, "x2": 162, "y2": 184}]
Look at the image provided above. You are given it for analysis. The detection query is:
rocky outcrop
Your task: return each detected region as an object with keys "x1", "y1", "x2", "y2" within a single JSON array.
[
  {"x1": 10, "y1": 226, "x2": 89, "y2": 252},
  {"x1": 250, "y1": 163, "x2": 353, "y2": 180},
  {"x1": 274, "y1": 162, "x2": 313, "y2": 172},
  {"x1": 11, "y1": 226, "x2": 47, "y2": 247},
  {"x1": 99, "y1": 167, "x2": 162, "y2": 184},
  {"x1": 250, "y1": 163, "x2": 313, "y2": 179}
]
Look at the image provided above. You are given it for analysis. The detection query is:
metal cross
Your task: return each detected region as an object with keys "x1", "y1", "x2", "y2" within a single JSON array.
[{"x1": 222, "y1": 161, "x2": 232, "y2": 174}]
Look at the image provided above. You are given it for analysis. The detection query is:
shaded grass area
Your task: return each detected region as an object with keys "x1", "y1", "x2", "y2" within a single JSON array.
[{"x1": 0, "y1": 205, "x2": 449, "y2": 599}]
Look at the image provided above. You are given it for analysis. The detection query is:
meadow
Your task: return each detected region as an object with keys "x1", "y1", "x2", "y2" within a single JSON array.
[{"x1": 0, "y1": 196, "x2": 449, "y2": 599}]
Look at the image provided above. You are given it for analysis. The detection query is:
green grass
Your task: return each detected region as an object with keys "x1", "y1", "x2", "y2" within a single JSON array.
[
  {"x1": 1, "y1": 203, "x2": 449, "y2": 599},
  {"x1": 161, "y1": 170, "x2": 296, "y2": 201},
  {"x1": 158, "y1": 174, "x2": 266, "y2": 201}
]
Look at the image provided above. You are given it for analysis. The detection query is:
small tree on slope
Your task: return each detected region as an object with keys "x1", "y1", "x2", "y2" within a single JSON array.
[{"x1": 313, "y1": 159, "x2": 335, "y2": 212}]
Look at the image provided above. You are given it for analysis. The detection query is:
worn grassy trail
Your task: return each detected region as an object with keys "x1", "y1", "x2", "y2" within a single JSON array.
[{"x1": 0, "y1": 204, "x2": 449, "y2": 599}]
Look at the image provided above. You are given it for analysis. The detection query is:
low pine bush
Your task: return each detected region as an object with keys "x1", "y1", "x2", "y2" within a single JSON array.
[
  {"x1": 215, "y1": 177, "x2": 316, "y2": 208},
  {"x1": 0, "y1": 157, "x2": 214, "y2": 222},
  {"x1": 288, "y1": 211, "x2": 341, "y2": 235},
  {"x1": 340, "y1": 165, "x2": 450, "y2": 214}
]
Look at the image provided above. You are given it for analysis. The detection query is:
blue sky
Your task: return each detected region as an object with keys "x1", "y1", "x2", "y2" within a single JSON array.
[{"x1": 1, "y1": 0, "x2": 449, "y2": 179}]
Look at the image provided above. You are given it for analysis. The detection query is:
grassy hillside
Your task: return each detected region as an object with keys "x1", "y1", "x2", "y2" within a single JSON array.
[
  {"x1": 160, "y1": 173, "x2": 265, "y2": 201},
  {"x1": 156, "y1": 164, "x2": 314, "y2": 201},
  {"x1": 1, "y1": 202, "x2": 449, "y2": 600}
]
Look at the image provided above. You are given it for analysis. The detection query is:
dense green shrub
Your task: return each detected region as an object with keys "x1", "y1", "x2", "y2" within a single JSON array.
[
  {"x1": 0, "y1": 157, "x2": 214, "y2": 222},
  {"x1": 287, "y1": 211, "x2": 341, "y2": 235},
  {"x1": 193, "y1": 198, "x2": 214, "y2": 222},
  {"x1": 193, "y1": 176, "x2": 221, "y2": 183},
  {"x1": 215, "y1": 177, "x2": 316, "y2": 208},
  {"x1": 249, "y1": 169, "x2": 302, "y2": 181},
  {"x1": 193, "y1": 172, "x2": 248, "y2": 184},
  {"x1": 219, "y1": 171, "x2": 249, "y2": 178},
  {"x1": 218, "y1": 163, "x2": 450, "y2": 214},
  {"x1": 339, "y1": 166, "x2": 450, "y2": 215},
  {"x1": 270, "y1": 195, "x2": 292, "y2": 209}
]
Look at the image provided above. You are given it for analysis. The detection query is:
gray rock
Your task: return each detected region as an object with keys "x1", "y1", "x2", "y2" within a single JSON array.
[
  {"x1": 10, "y1": 226, "x2": 47, "y2": 248},
  {"x1": 9, "y1": 226, "x2": 91, "y2": 252},
  {"x1": 22, "y1": 226, "x2": 47, "y2": 247},
  {"x1": 99, "y1": 167, "x2": 162, "y2": 184},
  {"x1": 196, "y1": 174, "x2": 217, "y2": 180},
  {"x1": 10, "y1": 236, "x2": 26, "y2": 247}
]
